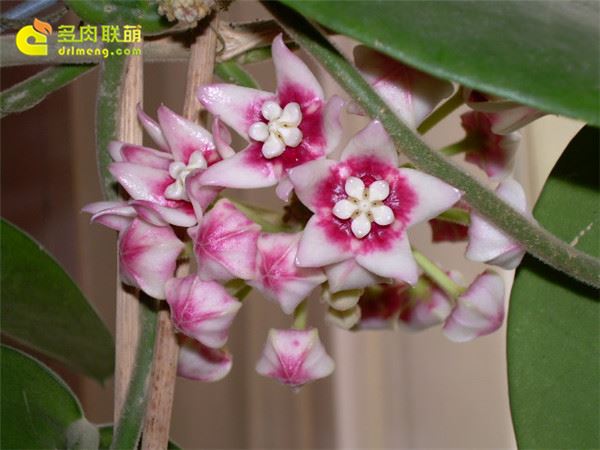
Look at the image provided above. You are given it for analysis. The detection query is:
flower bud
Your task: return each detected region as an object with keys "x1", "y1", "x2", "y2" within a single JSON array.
[{"x1": 177, "y1": 336, "x2": 232, "y2": 382}]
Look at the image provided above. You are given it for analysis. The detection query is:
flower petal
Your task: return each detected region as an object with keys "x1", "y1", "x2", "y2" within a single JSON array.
[
  {"x1": 83, "y1": 201, "x2": 135, "y2": 232},
  {"x1": 137, "y1": 104, "x2": 168, "y2": 150},
  {"x1": 325, "y1": 259, "x2": 385, "y2": 293},
  {"x1": 443, "y1": 271, "x2": 505, "y2": 342},
  {"x1": 296, "y1": 215, "x2": 354, "y2": 268},
  {"x1": 398, "y1": 168, "x2": 462, "y2": 226},
  {"x1": 211, "y1": 116, "x2": 236, "y2": 159},
  {"x1": 272, "y1": 34, "x2": 324, "y2": 103},
  {"x1": 177, "y1": 337, "x2": 233, "y2": 382},
  {"x1": 109, "y1": 162, "x2": 171, "y2": 203},
  {"x1": 197, "y1": 84, "x2": 275, "y2": 140},
  {"x1": 371, "y1": 204, "x2": 394, "y2": 226},
  {"x1": 109, "y1": 141, "x2": 125, "y2": 162},
  {"x1": 120, "y1": 144, "x2": 173, "y2": 170},
  {"x1": 340, "y1": 121, "x2": 399, "y2": 167},
  {"x1": 356, "y1": 234, "x2": 418, "y2": 284},
  {"x1": 332, "y1": 199, "x2": 358, "y2": 220},
  {"x1": 185, "y1": 170, "x2": 220, "y2": 219},
  {"x1": 288, "y1": 159, "x2": 337, "y2": 212},
  {"x1": 130, "y1": 199, "x2": 196, "y2": 228},
  {"x1": 322, "y1": 95, "x2": 345, "y2": 155},
  {"x1": 275, "y1": 176, "x2": 295, "y2": 202}
]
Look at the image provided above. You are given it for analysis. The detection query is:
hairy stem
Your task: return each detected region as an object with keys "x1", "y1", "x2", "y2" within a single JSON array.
[{"x1": 266, "y1": 1, "x2": 600, "y2": 288}]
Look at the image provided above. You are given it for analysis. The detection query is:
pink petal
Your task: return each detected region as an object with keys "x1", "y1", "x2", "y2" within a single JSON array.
[
  {"x1": 109, "y1": 141, "x2": 125, "y2": 162},
  {"x1": 120, "y1": 144, "x2": 173, "y2": 170},
  {"x1": 273, "y1": 34, "x2": 324, "y2": 104},
  {"x1": 296, "y1": 215, "x2": 354, "y2": 268},
  {"x1": 288, "y1": 159, "x2": 337, "y2": 213},
  {"x1": 465, "y1": 178, "x2": 527, "y2": 269},
  {"x1": 398, "y1": 168, "x2": 462, "y2": 226},
  {"x1": 137, "y1": 104, "x2": 169, "y2": 150},
  {"x1": 443, "y1": 271, "x2": 505, "y2": 342},
  {"x1": 340, "y1": 121, "x2": 399, "y2": 167},
  {"x1": 399, "y1": 278, "x2": 456, "y2": 331},
  {"x1": 275, "y1": 176, "x2": 295, "y2": 202},
  {"x1": 196, "y1": 144, "x2": 278, "y2": 189},
  {"x1": 255, "y1": 328, "x2": 334, "y2": 388},
  {"x1": 130, "y1": 199, "x2": 196, "y2": 228},
  {"x1": 211, "y1": 116, "x2": 236, "y2": 159},
  {"x1": 165, "y1": 275, "x2": 241, "y2": 348},
  {"x1": 109, "y1": 162, "x2": 171, "y2": 203},
  {"x1": 352, "y1": 45, "x2": 453, "y2": 129},
  {"x1": 191, "y1": 199, "x2": 261, "y2": 281},
  {"x1": 177, "y1": 337, "x2": 233, "y2": 382},
  {"x1": 325, "y1": 259, "x2": 385, "y2": 293},
  {"x1": 248, "y1": 233, "x2": 327, "y2": 314},
  {"x1": 83, "y1": 201, "x2": 135, "y2": 232},
  {"x1": 322, "y1": 95, "x2": 345, "y2": 155},
  {"x1": 355, "y1": 234, "x2": 419, "y2": 284},
  {"x1": 157, "y1": 105, "x2": 218, "y2": 164},
  {"x1": 197, "y1": 84, "x2": 276, "y2": 140},
  {"x1": 119, "y1": 219, "x2": 184, "y2": 299},
  {"x1": 185, "y1": 170, "x2": 220, "y2": 219}
]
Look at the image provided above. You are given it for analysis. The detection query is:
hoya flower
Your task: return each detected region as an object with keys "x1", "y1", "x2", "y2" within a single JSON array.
[
  {"x1": 464, "y1": 88, "x2": 545, "y2": 135},
  {"x1": 443, "y1": 270, "x2": 505, "y2": 342},
  {"x1": 460, "y1": 111, "x2": 521, "y2": 180},
  {"x1": 428, "y1": 200, "x2": 470, "y2": 243},
  {"x1": 109, "y1": 105, "x2": 227, "y2": 227},
  {"x1": 466, "y1": 179, "x2": 528, "y2": 269},
  {"x1": 196, "y1": 34, "x2": 344, "y2": 201},
  {"x1": 165, "y1": 275, "x2": 241, "y2": 348},
  {"x1": 288, "y1": 121, "x2": 461, "y2": 289},
  {"x1": 177, "y1": 336, "x2": 233, "y2": 382},
  {"x1": 248, "y1": 232, "x2": 326, "y2": 315},
  {"x1": 83, "y1": 201, "x2": 183, "y2": 299},
  {"x1": 255, "y1": 328, "x2": 335, "y2": 388},
  {"x1": 188, "y1": 198, "x2": 260, "y2": 282},
  {"x1": 349, "y1": 45, "x2": 454, "y2": 130}
]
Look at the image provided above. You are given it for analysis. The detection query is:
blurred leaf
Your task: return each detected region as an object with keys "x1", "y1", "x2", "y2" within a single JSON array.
[
  {"x1": 98, "y1": 425, "x2": 181, "y2": 449},
  {"x1": 508, "y1": 126, "x2": 600, "y2": 448},
  {"x1": 1, "y1": 219, "x2": 114, "y2": 382},
  {"x1": 0, "y1": 65, "x2": 94, "y2": 118},
  {"x1": 65, "y1": 0, "x2": 173, "y2": 35},
  {"x1": 281, "y1": 0, "x2": 600, "y2": 125},
  {"x1": 0, "y1": 345, "x2": 99, "y2": 449},
  {"x1": 215, "y1": 61, "x2": 258, "y2": 88}
]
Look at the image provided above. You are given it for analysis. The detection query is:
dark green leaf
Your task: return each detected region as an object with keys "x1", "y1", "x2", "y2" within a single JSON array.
[
  {"x1": 0, "y1": 65, "x2": 94, "y2": 118},
  {"x1": 215, "y1": 61, "x2": 259, "y2": 89},
  {"x1": 0, "y1": 345, "x2": 99, "y2": 449},
  {"x1": 98, "y1": 425, "x2": 181, "y2": 449},
  {"x1": 508, "y1": 126, "x2": 600, "y2": 448},
  {"x1": 281, "y1": 0, "x2": 600, "y2": 126},
  {"x1": 1, "y1": 219, "x2": 114, "y2": 382},
  {"x1": 65, "y1": 0, "x2": 172, "y2": 35}
]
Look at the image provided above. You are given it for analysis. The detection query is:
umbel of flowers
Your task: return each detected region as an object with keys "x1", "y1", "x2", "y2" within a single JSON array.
[{"x1": 86, "y1": 35, "x2": 538, "y2": 388}]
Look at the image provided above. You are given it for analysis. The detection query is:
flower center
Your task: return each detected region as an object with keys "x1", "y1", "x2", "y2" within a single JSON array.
[
  {"x1": 332, "y1": 176, "x2": 395, "y2": 239},
  {"x1": 164, "y1": 150, "x2": 207, "y2": 201},
  {"x1": 248, "y1": 101, "x2": 303, "y2": 159}
]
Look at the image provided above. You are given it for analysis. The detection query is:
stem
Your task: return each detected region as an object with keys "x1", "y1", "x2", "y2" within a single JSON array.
[
  {"x1": 266, "y1": 2, "x2": 600, "y2": 289},
  {"x1": 292, "y1": 300, "x2": 308, "y2": 329},
  {"x1": 417, "y1": 87, "x2": 464, "y2": 134},
  {"x1": 110, "y1": 295, "x2": 158, "y2": 450},
  {"x1": 413, "y1": 250, "x2": 465, "y2": 299}
]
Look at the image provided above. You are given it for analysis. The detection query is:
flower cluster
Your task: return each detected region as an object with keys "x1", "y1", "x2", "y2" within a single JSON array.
[{"x1": 86, "y1": 36, "x2": 539, "y2": 388}]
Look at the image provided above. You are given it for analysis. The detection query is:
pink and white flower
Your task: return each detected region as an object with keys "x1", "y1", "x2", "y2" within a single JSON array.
[
  {"x1": 255, "y1": 328, "x2": 335, "y2": 388},
  {"x1": 177, "y1": 336, "x2": 233, "y2": 382},
  {"x1": 460, "y1": 111, "x2": 521, "y2": 180},
  {"x1": 165, "y1": 275, "x2": 241, "y2": 348},
  {"x1": 464, "y1": 89, "x2": 545, "y2": 135},
  {"x1": 109, "y1": 105, "x2": 227, "y2": 227},
  {"x1": 188, "y1": 198, "x2": 261, "y2": 282},
  {"x1": 196, "y1": 34, "x2": 344, "y2": 201},
  {"x1": 350, "y1": 45, "x2": 454, "y2": 130},
  {"x1": 289, "y1": 121, "x2": 461, "y2": 289},
  {"x1": 443, "y1": 270, "x2": 505, "y2": 342},
  {"x1": 466, "y1": 179, "x2": 528, "y2": 270},
  {"x1": 248, "y1": 232, "x2": 327, "y2": 315},
  {"x1": 83, "y1": 201, "x2": 183, "y2": 299}
]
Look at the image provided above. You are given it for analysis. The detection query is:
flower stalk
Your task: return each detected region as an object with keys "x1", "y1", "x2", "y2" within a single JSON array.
[
  {"x1": 413, "y1": 250, "x2": 465, "y2": 300},
  {"x1": 417, "y1": 87, "x2": 464, "y2": 134}
]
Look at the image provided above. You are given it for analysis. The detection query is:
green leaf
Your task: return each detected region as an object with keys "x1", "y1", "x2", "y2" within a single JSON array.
[
  {"x1": 280, "y1": 0, "x2": 600, "y2": 126},
  {"x1": 215, "y1": 61, "x2": 259, "y2": 89},
  {"x1": 508, "y1": 126, "x2": 600, "y2": 448},
  {"x1": 0, "y1": 345, "x2": 99, "y2": 449},
  {"x1": 98, "y1": 425, "x2": 181, "y2": 449},
  {"x1": 1, "y1": 219, "x2": 114, "y2": 382},
  {"x1": 0, "y1": 65, "x2": 94, "y2": 119},
  {"x1": 65, "y1": 0, "x2": 173, "y2": 35}
]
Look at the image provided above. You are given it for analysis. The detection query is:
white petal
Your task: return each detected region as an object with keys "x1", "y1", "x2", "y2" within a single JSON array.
[
  {"x1": 296, "y1": 216, "x2": 353, "y2": 267},
  {"x1": 248, "y1": 122, "x2": 269, "y2": 142},
  {"x1": 371, "y1": 204, "x2": 394, "y2": 226},
  {"x1": 279, "y1": 127, "x2": 303, "y2": 147},
  {"x1": 355, "y1": 234, "x2": 418, "y2": 284},
  {"x1": 332, "y1": 199, "x2": 357, "y2": 220},
  {"x1": 262, "y1": 134, "x2": 285, "y2": 159},
  {"x1": 368, "y1": 180, "x2": 390, "y2": 202},
  {"x1": 288, "y1": 159, "x2": 337, "y2": 213},
  {"x1": 345, "y1": 176, "x2": 365, "y2": 199},
  {"x1": 279, "y1": 102, "x2": 302, "y2": 126},
  {"x1": 340, "y1": 121, "x2": 399, "y2": 167},
  {"x1": 351, "y1": 214, "x2": 371, "y2": 239},
  {"x1": 261, "y1": 100, "x2": 282, "y2": 121}
]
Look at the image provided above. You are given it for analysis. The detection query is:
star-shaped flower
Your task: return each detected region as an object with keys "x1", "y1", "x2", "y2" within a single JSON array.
[
  {"x1": 196, "y1": 34, "x2": 344, "y2": 201},
  {"x1": 288, "y1": 121, "x2": 461, "y2": 290}
]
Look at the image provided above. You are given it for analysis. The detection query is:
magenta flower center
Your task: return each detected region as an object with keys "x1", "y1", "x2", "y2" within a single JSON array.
[
  {"x1": 248, "y1": 100, "x2": 303, "y2": 159},
  {"x1": 332, "y1": 176, "x2": 395, "y2": 239}
]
